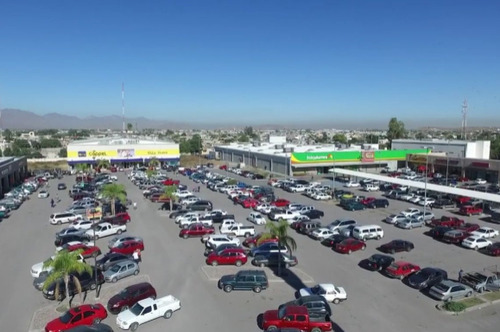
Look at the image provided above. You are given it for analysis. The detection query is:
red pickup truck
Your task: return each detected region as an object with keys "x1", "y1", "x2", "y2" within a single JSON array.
[
  {"x1": 262, "y1": 305, "x2": 332, "y2": 332},
  {"x1": 459, "y1": 205, "x2": 483, "y2": 216},
  {"x1": 429, "y1": 216, "x2": 464, "y2": 228}
]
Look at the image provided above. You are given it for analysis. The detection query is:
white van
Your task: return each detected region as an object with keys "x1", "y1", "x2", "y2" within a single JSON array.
[
  {"x1": 50, "y1": 212, "x2": 79, "y2": 225},
  {"x1": 352, "y1": 225, "x2": 384, "y2": 240},
  {"x1": 363, "y1": 183, "x2": 379, "y2": 192}
]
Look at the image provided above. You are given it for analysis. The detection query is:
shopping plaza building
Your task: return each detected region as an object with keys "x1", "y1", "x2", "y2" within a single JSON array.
[{"x1": 67, "y1": 137, "x2": 180, "y2": 168}]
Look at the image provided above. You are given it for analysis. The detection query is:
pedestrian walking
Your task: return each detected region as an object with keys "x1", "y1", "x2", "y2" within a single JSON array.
[
  {"x1": 133, "y1": 249, "x2": 142, "y2": 263},
  {"x1": 198, "y1": 186, "x2": 201, "y2": 192},
  {"x1": 429, "y1": 202, "x2": 433, "y2": 210},
  {"x1": 50, "y1": 198, "x2": 55, "y2": 208},
  {"x1": 458, "y1": 269, "x2": 464, "y2": 282}
]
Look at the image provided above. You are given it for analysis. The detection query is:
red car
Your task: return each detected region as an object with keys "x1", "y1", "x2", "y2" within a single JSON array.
[
  {"x1": 429, "y1": 216, "x2": 464, "y2": 228},
  {"x1": 361, "y1": 197, "x2": 376, "y2": 206},
  {"x1": 110, "y1": 240, "x2": 144, "y2": 255},
  {"x1": 271, "y1": 198, "x2": 290, "y2": 207},
  {"x1": 459, "y1": 205, "x2": 483, "y2": 216},
  {"x1": 103, "y1": 212, "x2": 131, "y2": 225},
  {"x1": 179, "y1": 223, "x2": 215, "y2": 239},
  {"x1": 455, "y1": 196, "x2": 471, "y2": 205},
  {"x1": 45, "y1": 304, "x2": 107, "y2": 332},
  {"x1": 219, "y1": 165, "x2": 227, "y2": 170},
  {"x1": 385, "y1": 261, "x2": 420, "y2": 279},
  {"x1": 206, "y1": 248, "x2": 248, "y2": 266},
  {"x1": 334, "y1": 238, "x2": 366, "y2": 254},
  {"x1": 458, "y1": 223, "x2": 480, "y2": 233},
  {"x1": 242, "y1": 233, "x2": 278, "y2": 248},
  {"x1": 66, "y1": 243, "x2": 101, "y2": 258},
  {"x1": 241, "y1": 198, "x2": 259, "y2": 209},
  {"x1": 442, "y1": 230, "x2": 470, "y2": 244},
  {"x1": 485, "y1": 242, "x2": 500, "y2": 256},
  {"x1": 162, "y1": 178, "x2": 180, "y2": 186}
]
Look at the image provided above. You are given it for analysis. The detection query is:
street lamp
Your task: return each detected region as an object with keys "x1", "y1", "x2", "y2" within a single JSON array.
[
  {"x1": 92, "y1": 208, "x2": 99, "y2": 299},
  {"x1": 422, "y1": 146, "x2": 433, "y2": 222}
]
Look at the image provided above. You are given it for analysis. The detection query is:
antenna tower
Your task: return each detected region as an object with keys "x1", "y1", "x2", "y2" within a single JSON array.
[
  {"x1": 461, "y1": 98, "x2": 468, "y2": 140},
  {"x1": 122, "y1": 82, "x2": 125, "y2": 134}
]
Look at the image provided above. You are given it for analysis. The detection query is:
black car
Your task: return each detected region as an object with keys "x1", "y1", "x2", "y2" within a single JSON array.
[
  {"x1": 65, "y1": 323, "x2": 114, "y2": 332},
  {"x1": 54, "y1": 233, "x2": 90, "y2": 247},
  {"x1": 160, "y1": 202, "x2": 182, "y2": 211},
  {"x1": 252, "y1": 174, "x2": 265, "y2": 180},
  {"x1": 303, "y1": 209, "x2": 325, "y2": 219},
  {"x1": 407, "y1": 267, "x2": 448, "y2": 290},
  {"x1": 429, "y1": 226, "x2": 453, "y2": 240},
  {"x1": 379, "y1": 240, "x2": 414, "y2": 254},
  {"x1": 57, "y1": 183, "x2": 67, "y2": 190},
  {"x1": 321, "y1": 234, "x2": 349, "y2": 247},
  {"x1": 252, "y1": 252, "x2": 298, "y2": 268},
  {"x1": 96, "y1": 253, "x2": 131, "y2": 271},
  {"x1": 280, "y1": 295, "x2": 332, "y2": 318},
  {"x1": 188, "y1": 200, "x2": 213, "y2": 211},
  {"x1": 364, "y1": 254, "x2": 395, "y2": 271},
  {"x1": 433, "y1": 199, "x2": 456, "y2": 209},
  {"x1": 42, "y1": 267, "x2": 104, "y2": 300},
  {"x1": 365, "y1": 199, "x2": 389, "y2": 209}
]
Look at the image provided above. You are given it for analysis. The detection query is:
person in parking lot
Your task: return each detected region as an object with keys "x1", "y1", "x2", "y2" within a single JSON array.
[
  {"x1": 133, "y1": 249, "x2": 141, "y2": 263},
  {"x1": 50, "y1": 198, "x2": 55, "y2": 208}
]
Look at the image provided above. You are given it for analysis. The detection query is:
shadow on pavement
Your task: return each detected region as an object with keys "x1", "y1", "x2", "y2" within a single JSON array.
[{"x1": 268, "y1": 265, "x2": 308, "y2": 293}]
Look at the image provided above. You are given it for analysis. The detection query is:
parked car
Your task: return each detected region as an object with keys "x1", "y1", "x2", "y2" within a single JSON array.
[
  {"x1": 395, "y1": 218, "x2": 425, "y2": 229},
  {"x1": 459, "y1": 205, "x2": 483, "y2": 216},
  {"x1": 365, "y1": 198, "x2": 389, "y2": 209},
  {"x1": 103, "y1": 260, "x2": 140, "y2": 283},
  {"x1": 385, "y1": 214, "x2": 407, "y2": 225},
  {"x1": 38, "y1": 190, "x2": 50, "y2": 198},
  {"x1": 321, "y1": 234, "x2": 349, "y2": 248},
  {"x1": 218, "y1": 269, "x2": 269, "y2": 293},
  {"x1": 442, "y1": 230, "x2": 470, "y2": 244},
  {"x1": 485, "y1": 242, "x2": 500, "y2": 256},
  {"x1": 470, "y1": 227, "x2": 499, "y2": 239},
  {"x1": 262, "y1": 305, "x2": 332, "y2": 332},
  {"x1": 179, "y1": 223, "x2": 215, "y2": 239},
  {"x1": 96, "y1": 253, "x2": 131, "y2": 271},
  {"x1": 57, "y1": 183, "x2": 67, "y2": 190},
  {"x1": 461, "y1": 236, "x2": 492, "y2": 250},
  {"x1": 206, "y1": 248, "x2": 248, "y2": 267},
  {"x1": 279, "y1": 295, "x2": 332, "y2": 318},
  {"x1": 334, "y1": 238, "x2": 366, "y2": 254},
  {"x1": 407, "y1": 267, "x2": 448, "y2": 290},
  {"x1": 379, "y1": 240, "x2": 415, "y2": 254},
  {"x1": 299, "y1": 283, "x2": 347, "y2": 304},
  {"x1": 251, "y1": 242, "x2": 288, "y2": 256},
  {"x1": 429, "y1": 280, "x2": 473, "y2": 301},
  {"x1": 429, "y1": 216, "x2": 464, "y2": 228},
  {"x1": 242, "y1": 233, "x2": 278, "y2": 249},
  {"x1": 108, "y1": 236, "x2": 144, "y2": 249},
  {"x1": 110, "y1": 240, "x2": 144, "y2": 255},
  {"x1": 385, "y1": 261, "x2": 421, "y2": 279},
  {"x1": 107, "y1": 282, "x2": 157, "y2": 314},
  {"x1": 43, "y1": 268, "x2": 105, "y2": 300},
  {"x1": 363, "y1": 254, "x2": 395, "y2": 271},
  {"x1": 342, "y1": 200, "x2": 366, "y2": 211},
  {"x1": 252, "y1": 252, "x2": 298, "y2": 268},
  {"x1": 44, "y1": 304, "x2": 108, "y2": 332}
]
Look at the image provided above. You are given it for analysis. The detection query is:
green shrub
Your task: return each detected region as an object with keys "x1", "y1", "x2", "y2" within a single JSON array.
[{"x1": 444, "y1": 301, "x2": 466, "y2": 312}]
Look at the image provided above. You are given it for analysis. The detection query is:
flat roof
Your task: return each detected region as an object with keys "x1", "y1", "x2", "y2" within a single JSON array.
[
  {"x1": 216, "y1": 143, "x2": 365, "y2": 157},
  {"x1": 68, "y1": 137, "x2": 176, "y2": 147}
]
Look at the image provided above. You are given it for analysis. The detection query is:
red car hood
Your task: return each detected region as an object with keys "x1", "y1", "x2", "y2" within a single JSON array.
[
  {"x1": 45, "y1": 318, "x2": 65, "y2": 332},
  {"x1": 263, "y1": 309, "x2": 279, "y2": 323}
]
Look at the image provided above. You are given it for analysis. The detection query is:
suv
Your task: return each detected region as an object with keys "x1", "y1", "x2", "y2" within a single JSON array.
[
  {"x1": 50, "y1": 212, "x2": 79, "y2": 225},
  {"x1": 218, "y1": 270, "x2": 268, "y2": 293},
  {"x1": 298, "y1": 220, "x2": 322, "y2": 235},
  {"x1": 107, "y1": 282, "x2": 157, "y2": 314},
  {"x1": 327, "y1": 219, "x2": 357, "y2": 233},
  {"x1": 43, "y1": 268, "x2": 104, "y2": 300},
  {"x1": 364, "y1": 199, "x2": 389, "y2": 209}
]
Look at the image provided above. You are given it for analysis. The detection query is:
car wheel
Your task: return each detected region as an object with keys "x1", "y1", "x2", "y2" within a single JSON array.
[
  {"x1": 95, "y1": 235, "x2": 99, "y2": 240},
  {"x1": 253, "y1": 286, "x2": 262, "y2": 293},
  {"x1": 211, "y1": 261, "x2": 218, "y2": 267},
  {"x1": 474, "y1": 246, "x2": 479, "y2": 251},
  {"x1": 333, "y1": 298, "x2": 340, "y2": 304},
  {"x1": 466, "y1": 291, "x2": 472, "y2": 297},
  {"x1": 479, "y1": 287, "x2": 485, "y2": 293},
  {"x1": 121, "y1": 305, "x2": 129, "y2": 312},
  {"x1": 117, "y1": 229, "x2": 122, "y2": 235},
  {"x1": 361, "y1": 245, "x2": 366, "y2": 251},
  {"x1": 446, "y1": 296, "x2": 453, "y2": 302},
  {"x1": 260, "y1": 262, "x2": 265, "y2": 268},
  {"x1": 267, "y1": 326, "x2": 278, "y2": 331},
  {"x1": 183, "y1": 225, "x2": 188, "y2": 229},
  {"x1": 183, "y1": 234, "x2": 188, "y2": 239},
  {"x1": 235, "y1": 260, "x2": 242, "y2": 267},
  {"x1": 391, "y1": 249, "x2": 395, "y2": 254},
  {"x1": 134, "y1": 269, "x2": 139, "y2": 275},
  {"x1": 285, "y1": 263, "x2": 290, "y2": 269},
  {"x1": 93, "y1": 318, "x2": 101, "y2": 325},
  {"x1": 90, "y1": 283, "x2": 96, "y2": 290},
  {"x1": 164, "y1": 310, "x2": 173, "y2": 319},
  {"x1": 311, "y1": 328, "x2": 322, "y2": 332},
  {"x1": 348, "y1": 250, "x2": 352, "y2": 255},
  {"x1": 130, "y1": 322, "x2": 139, "y2": 331},
  {"x1": 224, "y1": 285, "x2": 233, "y2": 293},
  {"x1": 112, "y1": 277, "x2": 117, "y2": 283},
  {"x1": 57, "y1": 220, "x2": 62, "y2": 225}
]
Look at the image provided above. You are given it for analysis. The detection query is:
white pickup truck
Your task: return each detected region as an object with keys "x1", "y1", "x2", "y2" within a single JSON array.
[
  {"x1": 179, "y1": 215, "x2": 213, "y2": 229},
  {"x1": 219, "y1": 219, "x2": 243, "y2": 233},
  {"x1": 85, "y1": 222, "x2": 126, "y2": 239},
  {"x1": 269, "y1": 209, "x2": 301, "y2": 221},
  {"x1": 222, "y1": 224, "x2": 256, "y2": 238},
  {"x1": 116, "y1": 295, "x2": 181, "y2": 331}
]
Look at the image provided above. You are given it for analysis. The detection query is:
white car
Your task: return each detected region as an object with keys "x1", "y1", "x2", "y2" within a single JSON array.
[
  {"x1": 408, "y1": 196, "x2": 423, "y2": 204},
  {"x1": 255, "y1": 203, "x2": 273, "y2": 214},
  {"x1": 38, "y1": 190, "x2": 50, "y2": 199},
  {"x1": 401, "y1": 208, "x2": 420, "y2": 218},
  {"x1": 418, "y1": 198, "x2": 436, "y2": 206},
  {"x1": 461, "y1": 236, "x2": 492, "y2": 250},
  {"x1": 175, "y1": 212, "x2": 199, "y2": 224},
  {"x1": 475, "y1": 178, "x2": 487, "y2": 185},
  {"x1": 313, "y1": 193, "x2": 332, "y2": 200},
  {"x1": 299, "y1": 283, "x2": 347, "y2": 304},
  {"x1": 31, "y1": 254, "x2": 84, "y2": 278},
  {"x1": 205, "y1": 235, "x2": 241, "y2": 249},
  {"x1": 180, "y1": 197, "x2": 200, "y2": 205},
  {"x1": 310, "y1": 228, "x2": 335, "y2": 240},
  {"x1": 71, "y1": 219, "x2": 96, "y2": 230},
  {"x1": 247, "y1": 212, "x2": 266, "y2": 225},
  {"x1": 344, "y1": 181, "x2": 360, "y2": 188},
  {"x1": 174, "y1": 190, "x2": 193, "y2": 198},
  {"x1": 470, "y1": 227, "x2": 499, "y2": 239},
  {"x1": 385, "y1": 214, "x2": 408, "y2": 224}
]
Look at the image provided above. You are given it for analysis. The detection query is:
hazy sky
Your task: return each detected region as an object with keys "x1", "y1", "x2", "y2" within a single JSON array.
[{"x1": 1, "y1": 0, "x2": 499, "y2": 127}]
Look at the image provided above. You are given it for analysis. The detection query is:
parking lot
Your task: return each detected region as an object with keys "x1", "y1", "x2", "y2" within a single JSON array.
[{"x1": 2, "y1": 169, "x2": 500, "y2": 331}]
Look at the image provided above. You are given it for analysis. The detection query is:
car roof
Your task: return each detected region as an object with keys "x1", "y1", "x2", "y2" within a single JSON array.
[
  {"x1": 318, "y1": 283, "x2": 335, "y2": 291},
  {"x1": 124, "y1": 282, "x2": 154, "y2": 292}
]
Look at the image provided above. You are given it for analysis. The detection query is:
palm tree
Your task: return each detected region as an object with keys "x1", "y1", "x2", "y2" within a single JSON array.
[
  {"x1": 97, "y1": 159, "x2": 110, "y2": 171},
  {"x1": 162, "y1": 185, "x2": 178, "y2": 211},
  {"x1": 148, "y1": 157, "x2": 160, "y2": 170},
  {"x1": 100, "y1": 183, "x2": 127, "y2": 216},
  {"x1": 43, "y1": 250, "x2": 92, "y2": 306},
  {"x1": 75, "y1": 163, "x2": 89, "y2": 174},
  {"x1": 259, "y1": 219, "x2": 297, "y2": 276}
]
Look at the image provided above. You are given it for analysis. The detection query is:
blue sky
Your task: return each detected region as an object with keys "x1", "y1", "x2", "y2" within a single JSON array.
[{"x1": 1, "y1": 0, "x2": 499, "y2": 128}]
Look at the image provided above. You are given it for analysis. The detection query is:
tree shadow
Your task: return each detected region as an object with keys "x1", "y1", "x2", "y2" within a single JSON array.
[{"x1": 268, "y1": 266, "x2": 309, "y2": 294}]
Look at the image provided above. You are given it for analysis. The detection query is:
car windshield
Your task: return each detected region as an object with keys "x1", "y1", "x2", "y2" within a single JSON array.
[
  {"x1": 110, "y1": 264, "x2": 121, "y2": 272},
  {"x1": 130, "y1": 303, "x2": 144, "y2": 316},
  {"x1": 434, "y1": 283, "x2": 450, "y2": 292},
  {"x1": 119, "y1": 288, "x2": 130, "y2": 298},
  {"x1": 59, "y1": 311, "x2": 73, "y2": 323}
]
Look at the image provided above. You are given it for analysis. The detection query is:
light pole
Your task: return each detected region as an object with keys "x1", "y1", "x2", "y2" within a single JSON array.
[
  {"x1": 422, "y1": 146, "x2": 432, "y2": 222},
  {"x1": 92, "y1": 208, "x2": 99, "y2": 299},
  {"x1": 445, "y1": 152, "x2": 450, "y2": 186}
]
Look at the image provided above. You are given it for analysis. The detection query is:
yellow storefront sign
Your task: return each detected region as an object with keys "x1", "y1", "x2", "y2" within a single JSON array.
[{"x1": 135, "y1": 148, "x2": 179, "y2": 156}]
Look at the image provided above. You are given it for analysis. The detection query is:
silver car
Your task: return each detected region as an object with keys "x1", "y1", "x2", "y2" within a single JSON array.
[
  {"x1": 395, "y1": 218, "x2": 425, "y2": 229},
  {"x1": 429, "y1": 280, "x2": 473, "y2": 301},
  {"x1": 108, "y1": 235, "x2": 144, "y2": 249},
  {"x1": 103, "y1": 260, "x2": 139, "y2": 283}
]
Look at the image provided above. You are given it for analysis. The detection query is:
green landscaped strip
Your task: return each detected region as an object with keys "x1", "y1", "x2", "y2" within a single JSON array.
[
  {"x1": 482, "y1": 291, "x2": 500, "y2": 302},
  {"x1": 291, "y1": 149, "x2": 429, "y2": 164},
  {"x1": 458, "y1": 297, "x2": 486, "y2": 308}
]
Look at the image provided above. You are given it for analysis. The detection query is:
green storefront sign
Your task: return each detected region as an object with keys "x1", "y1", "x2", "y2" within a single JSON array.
[{"x1": 290, "y1": 149, "x2": 429, "y2": 164}]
